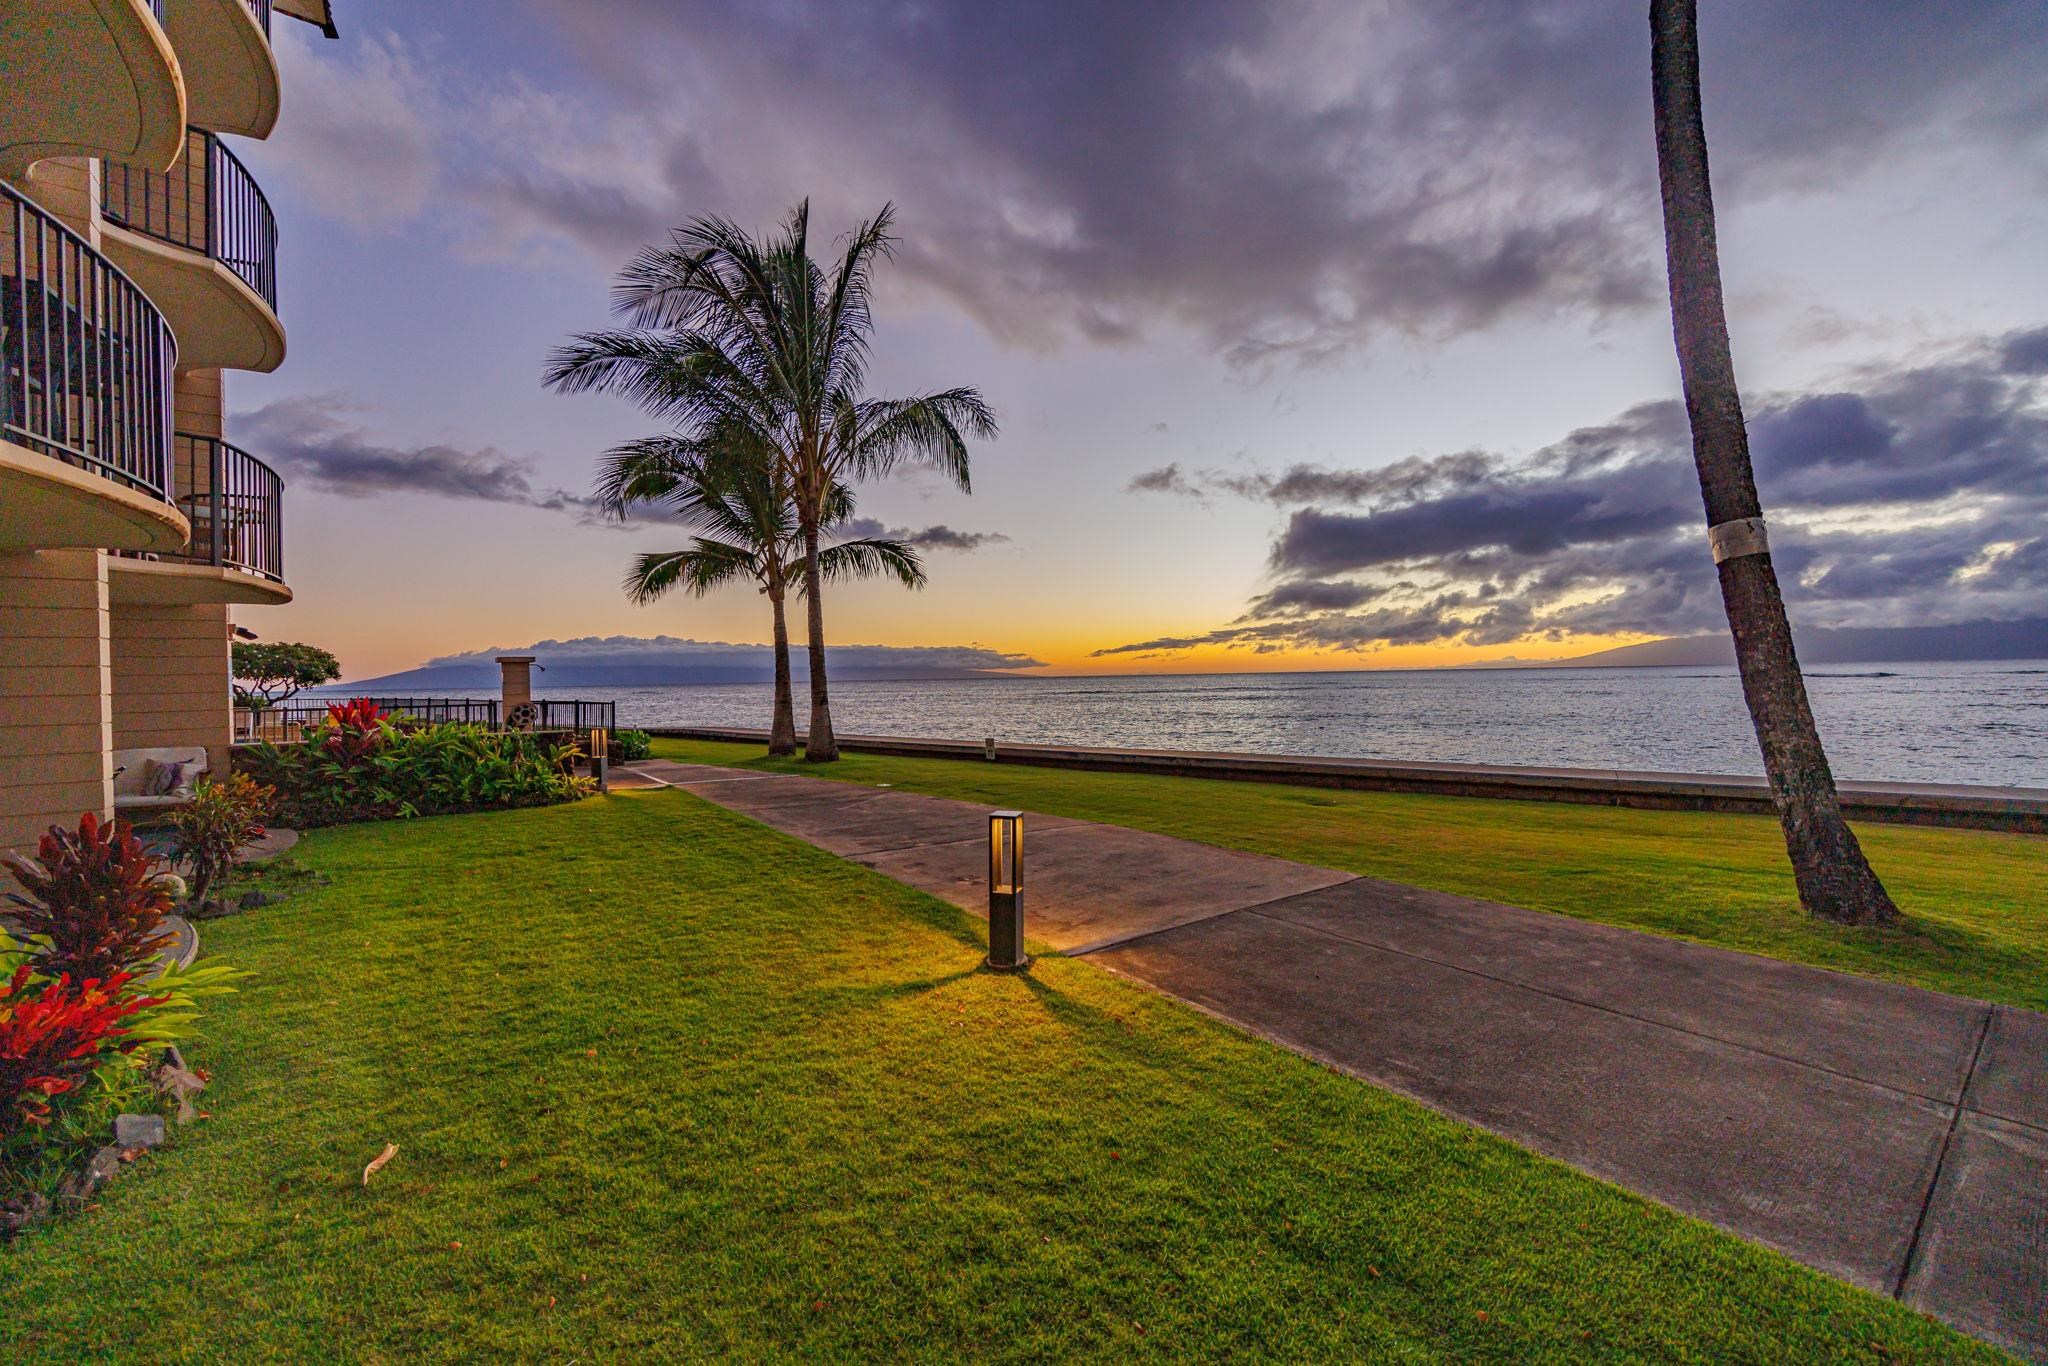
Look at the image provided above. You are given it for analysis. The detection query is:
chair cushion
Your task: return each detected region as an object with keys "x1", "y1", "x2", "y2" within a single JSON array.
[
  {"x1": 111, "y1": 747, "x2": 209, "y2": 798},
  {"x1": 141, "y1": 758, "x2": 187, "y2": 796},
  {"x1": 114, "y1": 793, "x2": 189, "y2": 812}
]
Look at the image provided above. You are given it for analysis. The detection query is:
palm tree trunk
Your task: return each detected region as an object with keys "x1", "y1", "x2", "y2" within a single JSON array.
[
  {"x1": 1650, "y1": 0, "x2": 1897, "y2": 926},
  {"x1": 767, "y1": 584, "x2": 798, "y2": 756},
  {"x1": 800, "y1": 520, "x2": 839, "y2": 761}
]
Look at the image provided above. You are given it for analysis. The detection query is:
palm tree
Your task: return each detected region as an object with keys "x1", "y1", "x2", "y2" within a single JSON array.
[
  {"x1": 545, "y1": 200, "x2": 997, "y2": 760},
  {"x1": 1649, "y1": 0, "x2": 1898, "y2": 925},
  {"x1": 595, "y1": 435, "x2": 926, "y2": 756}
]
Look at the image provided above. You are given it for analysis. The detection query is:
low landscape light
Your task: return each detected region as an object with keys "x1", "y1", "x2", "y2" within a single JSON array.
[
  {"x1": 590, "y1": 727, "x2": 610, "y2": 794},
  {"x1": 987, "y1": 810, "x2": 1027, "y2": 971}
]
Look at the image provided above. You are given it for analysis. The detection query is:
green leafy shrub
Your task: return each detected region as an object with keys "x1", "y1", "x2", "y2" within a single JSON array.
[
  {"x1": 611, "y1": 729, "x2": 653, "y2": 761},
  {"x1": 167, "y1": 774, "x2": 276, "y2": 906},
  {"x1": 2, "y1": 814, "x2": 176, "y2": 982},
  {"x1": 238, "y1": 720, "x2": 593, "y2": 828}
]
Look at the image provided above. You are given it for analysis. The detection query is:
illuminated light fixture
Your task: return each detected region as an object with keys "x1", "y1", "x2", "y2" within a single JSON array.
[
  {"x1": 987, "y1": 810, "x2": 1027, "y2": 971},
  {"x1": 590, "y1": 727, "x2": 610, "y2": 795}
]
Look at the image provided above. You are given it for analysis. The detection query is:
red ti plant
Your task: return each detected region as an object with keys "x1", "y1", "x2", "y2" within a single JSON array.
[
  {"x1": 0, "y1": 965, "x2": 163, "y2": 1138},
  {"x1": 3, "y1": 813, "x2": 174, "y2": 983},
  {"x1": 322, "y1": 697, "x2": 389, "y2": 767}
]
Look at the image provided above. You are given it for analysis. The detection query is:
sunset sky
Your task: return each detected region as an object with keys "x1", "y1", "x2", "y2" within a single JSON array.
[{"x1": 232, "y1": 1, "x2": 2048, "y2": 681}]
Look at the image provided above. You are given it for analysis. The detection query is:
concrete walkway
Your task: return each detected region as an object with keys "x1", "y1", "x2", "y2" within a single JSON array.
[{"x1": 638, "y1": 760, "x2": 2048, "y2": 1360}]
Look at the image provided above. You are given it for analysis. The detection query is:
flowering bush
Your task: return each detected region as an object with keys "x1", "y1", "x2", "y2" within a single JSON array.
[
  {"x1": 238, "y1": 721, "x2": 592, "y2": 828},
  {"x1": 2, "y1": 813, "x2": 175, "y2": 983},
  {"x1": 166, "y1": 774, "x2": 276, "y2": 906},
  {"x1": 611, "y1": 729, "x2": 653, "y2": 761},
  {"x1": 0, "y1": 964, "x2": 162, "y2": 1140},
  {"x1": 321, "y1": 698, "x2": 389, "y2": 767}
]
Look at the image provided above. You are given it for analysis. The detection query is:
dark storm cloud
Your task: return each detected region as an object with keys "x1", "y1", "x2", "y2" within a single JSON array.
[
  {"x1": 839, "y1": 518, "x2": 1009, "y2": 552},
  {"x1": 238, "y1": 395, "x2": 595, "y2": 513},
  {"x1": 1095, "y1": 327, "x2": 2048, "y2": 657},
  {"x1": 491, "y1": 0, "x2": 2048, "y2": 363},
  {"x1": 1125, "y1": 464, "x2": 1205, "y2": 498}
]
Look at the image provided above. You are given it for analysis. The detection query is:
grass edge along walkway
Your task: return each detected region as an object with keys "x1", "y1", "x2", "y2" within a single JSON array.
[
  {"x1": 0, "y1": 791, "x2": 2009, "y2": 1361},
  {"x1": 647, "y1": 737, "x2": 2048, "y2": 1012}
]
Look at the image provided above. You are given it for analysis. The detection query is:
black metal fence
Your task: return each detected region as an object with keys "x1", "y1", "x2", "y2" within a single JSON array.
[
  {"x1": 158, "y1": 433, "x2": 284, "y2": 580},
  {"x1": 237, "y1": 698, "x2": 618, "y2": 743},
  {"x1": 245, "y1": 0, "x2": 272, "y2": 38},
  {"x1": 530, "y1": 700, "x2": 618, "y2": 733},
  {"x1": 1, "y1": 183, "x2": 176, "y2": 501},
  {"x1": 102, "y1": 128, "x2": 278, "y2": 313}
]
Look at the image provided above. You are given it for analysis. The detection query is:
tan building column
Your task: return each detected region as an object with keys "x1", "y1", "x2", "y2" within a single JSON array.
[
  {"x1": 0, "y1": 549, "x2": 113, "y2": 854},
  {"x1": 109, "y1": 603, "x2": 234, "y2": 777}
]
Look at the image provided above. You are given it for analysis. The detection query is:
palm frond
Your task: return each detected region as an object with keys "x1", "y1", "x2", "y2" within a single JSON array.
[
  {"x1": 842, "y1": 388, "x2": 997, "y2": 491},
  {"x1": 810, "y1": 536, "x2": 926, "y2": 591},
  {"x1": 625, "y1": 539, "x2": 761, "y2": 605}
]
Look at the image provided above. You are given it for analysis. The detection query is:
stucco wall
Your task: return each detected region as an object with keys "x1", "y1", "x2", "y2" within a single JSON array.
[
  {"x1": 110, "y1": 601, "x2": 233, "y2": 773},
  {"x1": 0, "y1": 549, "x2": 112, "y2": 853}
]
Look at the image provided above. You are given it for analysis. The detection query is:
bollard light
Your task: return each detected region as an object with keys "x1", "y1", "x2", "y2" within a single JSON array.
[
  {"x1": 984, "y1": 736, "x2": 997, "y2": 761},
  {"x1": 987, "y1": 810, "x2": 1027, "y2": 970},
  {"x1": 590, "y1": 727, "x2": 610, "y2": 795}
]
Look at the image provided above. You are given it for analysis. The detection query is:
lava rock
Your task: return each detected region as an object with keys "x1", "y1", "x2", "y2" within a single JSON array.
[
  {"x1": 0, "y1": 1191, "x2": 51, "y2": 1237},
  {"x1": 57, "y1": 1146, "x2": 123, "y2": 1205},
  {"x1": 238, "y1": 890, "x2": 286, "y2": 910},
  {"x1": 114, "y1": 1113, "x2": 167, "y2": 1150}
]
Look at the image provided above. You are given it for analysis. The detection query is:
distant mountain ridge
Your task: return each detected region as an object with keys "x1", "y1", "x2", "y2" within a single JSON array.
[{"x1": 341, "y1": 635, "x2": 1046, "y2": 690}]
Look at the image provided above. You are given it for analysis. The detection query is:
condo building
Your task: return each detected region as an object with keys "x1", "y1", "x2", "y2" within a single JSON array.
[{"x1": 0, "y1": 0, "x2": 337, "y2": 851}]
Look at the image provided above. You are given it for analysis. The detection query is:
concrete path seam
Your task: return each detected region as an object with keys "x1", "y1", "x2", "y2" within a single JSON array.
[
  {"x1": 1892, "y1": 1005, "x2": 1997, "y2": 1301},
  {"x1": 1064, "y1": 878, "x2": 1366, "y2": 957},
  {"x1": 1233, "y1": 903, "x2": 1974, "y2": 1110}
]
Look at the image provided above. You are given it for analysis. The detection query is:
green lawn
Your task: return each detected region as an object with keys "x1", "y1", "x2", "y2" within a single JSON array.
[
  {"x1": 651, "y1": 737, "x2": 2048, "y2": 1011},
  {"x1": 0, "y1": 792, "x2": 2006, "y2": 1361}
]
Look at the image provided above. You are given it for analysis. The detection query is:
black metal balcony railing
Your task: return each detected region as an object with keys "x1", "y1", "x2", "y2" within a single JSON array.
[
  {"x1": 102, "y1": 128, "x2": 278, "y2": 313},
  {"x1": 0, "y1": 184, "x2": 176, "y2": 501},
  {"x1": 246, "y1": 0, "x2": 273, "y2": 39},
  {"x1": 164, "y1": 433, "x2": 284, "y2": 581}
]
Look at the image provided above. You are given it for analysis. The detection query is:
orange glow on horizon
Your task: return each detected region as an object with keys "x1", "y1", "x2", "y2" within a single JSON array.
[{"x1": 1020, "y1": 631, "x2": 1664, "y2": 676}]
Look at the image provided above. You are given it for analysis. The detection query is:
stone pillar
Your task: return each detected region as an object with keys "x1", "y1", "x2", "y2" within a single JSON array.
[{"x1": 497, "y1": 656, "x2": 535, "y2": 724}]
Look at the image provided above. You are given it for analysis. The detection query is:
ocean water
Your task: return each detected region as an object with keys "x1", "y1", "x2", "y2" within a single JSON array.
[{"x1": 385, "y1": 661, "x2": 2048, "y2": 788}]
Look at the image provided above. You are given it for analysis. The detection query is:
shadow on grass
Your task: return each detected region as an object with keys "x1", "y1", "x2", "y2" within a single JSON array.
[{"x1": 809, "y1": 967, "x2": 984, "y2": 1009}]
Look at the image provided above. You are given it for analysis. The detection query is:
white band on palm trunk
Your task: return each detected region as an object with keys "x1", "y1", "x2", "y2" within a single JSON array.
[{"x1": 1708, "y1": 516, "x2": 1769, "y2": 564}]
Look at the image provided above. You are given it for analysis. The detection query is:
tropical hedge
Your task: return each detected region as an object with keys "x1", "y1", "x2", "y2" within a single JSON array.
[{"x1": 235, "y1": 701, "x2": 592, "y2": 828}]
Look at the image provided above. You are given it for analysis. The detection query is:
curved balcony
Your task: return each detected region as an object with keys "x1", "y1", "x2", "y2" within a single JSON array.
[
  {"x1": 0, "y1": 183, "x2": 186, "y2": 554},
  {"x1": 160, "y1": 0, "x2": 281, "y2": 141},
  {"x1": 100, "y1": 128, "x2": 285, "y2": 372},
  {"x1": 0, "y1": 0, "x2": 186, "y2": 178},
  {"x1": 110, "y1": 432, "x2": 290, "y2": 605}
]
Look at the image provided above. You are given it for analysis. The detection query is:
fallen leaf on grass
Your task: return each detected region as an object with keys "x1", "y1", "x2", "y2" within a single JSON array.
[{"x1": 362, "y1": 1142, "x2": 399, "y2": 1187}]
